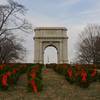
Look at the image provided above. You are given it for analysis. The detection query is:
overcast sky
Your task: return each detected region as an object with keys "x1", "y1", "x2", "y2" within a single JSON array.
[{"x1": 0, "y1": 0, "x2": 100, "y2": 63}]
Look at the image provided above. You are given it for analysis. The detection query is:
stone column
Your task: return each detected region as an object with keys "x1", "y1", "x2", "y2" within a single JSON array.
[
  {"x1": 39, "y1": 42, "x2": 43, "y2": 63},
  {"x1": 59, "y1": 41, "x2": 63, "y2": 64},
  {"x1": 62, "y1": 38, "x2": 68, "y2": 63},
  {"x1": 34, "y1": 39, "x2": 40, "y2": 63}
]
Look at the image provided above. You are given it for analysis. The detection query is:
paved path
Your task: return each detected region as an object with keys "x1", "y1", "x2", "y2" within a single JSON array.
[{"x1": 0, "y1": 68, "x2": 100, "y2": 100}]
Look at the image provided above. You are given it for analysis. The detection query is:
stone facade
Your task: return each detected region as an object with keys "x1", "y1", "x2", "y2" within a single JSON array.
[{"x1": 33, "y1": 27, "x2": 68, "y2": 64}]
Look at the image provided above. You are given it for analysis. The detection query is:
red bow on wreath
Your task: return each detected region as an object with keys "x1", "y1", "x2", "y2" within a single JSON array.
[
  {"x1": 81, "y1": 69, "x2": 87, "y2": 82},
  {"x1": 67, "y1": 68, "x2": 73, "y2": 78},
  {"x1": 2, "y1": 74, "x2": 8, "y2": 87}
]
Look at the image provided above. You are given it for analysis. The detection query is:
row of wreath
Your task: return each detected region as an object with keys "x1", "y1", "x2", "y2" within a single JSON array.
[
  {"x1": 0, "y1": 64, "x2": 43, "y2": 95},
  {"x1": 0, "y1": 64, "x2": 99, "y2": 94},
  {"x1": 53, "y1": 64, "x2": 98, "y2": 88}
]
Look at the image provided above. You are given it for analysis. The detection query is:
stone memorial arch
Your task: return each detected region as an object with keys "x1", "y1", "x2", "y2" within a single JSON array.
[{"x1": 33, "y1": 27, "x2": 68, "y2": 64}]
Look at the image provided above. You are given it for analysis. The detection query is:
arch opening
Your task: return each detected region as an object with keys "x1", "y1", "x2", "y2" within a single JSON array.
[{"x1": 44, "y1": 46, "x2": 58, "y2": 64}]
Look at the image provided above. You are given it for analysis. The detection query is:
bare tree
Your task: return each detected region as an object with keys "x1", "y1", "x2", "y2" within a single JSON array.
[
  {"x1": 0, "y1": 34, "x2": 25, "y2": 63},
  {"x1": 0, "y1": 0, "x2": 31, "y2": 37},
  {"x1": 0, "y1": 0, "x2": 32, "y2": 63},
  {"x1": 76, "y1": 24, "x2": 100, "y2": 64}
]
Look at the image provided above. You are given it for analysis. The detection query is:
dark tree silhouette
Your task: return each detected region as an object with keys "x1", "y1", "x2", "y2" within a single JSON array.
[
  {"x1": 0, "y1": 0, "x2": 31, "y2": 63},
  {"x1": 76, "y1": 24, "x2": 100, "y2": 64},
  {"x1": 0, "y1": 34, "x2": 25, "y2": 63}
]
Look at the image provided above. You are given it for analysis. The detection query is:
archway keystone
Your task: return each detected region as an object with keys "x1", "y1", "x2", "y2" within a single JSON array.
[{"x1": 33, "y1": 27, "x2": 68, "y2": 64}]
